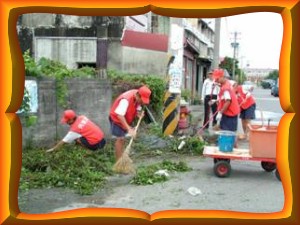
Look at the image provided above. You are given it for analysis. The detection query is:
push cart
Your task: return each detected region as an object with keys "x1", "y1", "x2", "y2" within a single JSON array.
[{"x1": 203, "y1": 124, "x2": 281, "y2": 181}]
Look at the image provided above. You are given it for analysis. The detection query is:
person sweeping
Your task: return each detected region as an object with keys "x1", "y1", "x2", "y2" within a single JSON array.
[
  {"x1": 109, "y1": 85, "x2": 151, "y2": 173},
  {"x1": 212, "y1": 69, "x2": 240, "y2": 147}
]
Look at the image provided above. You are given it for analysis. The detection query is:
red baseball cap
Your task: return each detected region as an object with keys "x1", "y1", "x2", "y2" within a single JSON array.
[
  {"x1": 61, "y1": 109, "x2": 76, "y2": 124},
  {"x1": 138, "y1": 85, "x2": 151, "y2": 104},
  {"x1": 212, "y1": 69, "x2": 225, "y2": 80}
]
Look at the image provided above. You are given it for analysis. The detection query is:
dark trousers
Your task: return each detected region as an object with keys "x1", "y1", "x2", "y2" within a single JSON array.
[
  {"x1": 220, "y1": 114, "x2": 238, "y2": 132},
  {"x1": 203, "y1": 95, "x2": 218, "y2": 129}
]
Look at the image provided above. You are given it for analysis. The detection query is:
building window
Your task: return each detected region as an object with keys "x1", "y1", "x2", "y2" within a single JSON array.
[{"x1": 77, "y1": 62, "x2": 96, "y2": 68}]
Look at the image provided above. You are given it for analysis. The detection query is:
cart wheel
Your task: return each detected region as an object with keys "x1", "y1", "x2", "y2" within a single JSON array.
[
  {"x1": 213, "y1": 161, "x2": 231, "y2": 178},
  {"x1": 275, "y1": 169, "x2": 281, "y2": 181},
  {"x1": 261, "y1": 161, "x2": 276, "y2": 172},
  {"x1": 214, "y1": 158, "x2": 231, "y2": 164}
]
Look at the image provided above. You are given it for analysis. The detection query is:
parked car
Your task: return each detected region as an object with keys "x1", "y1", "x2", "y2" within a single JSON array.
[
  {"x1": 261, "y1": 79, "x2": 275, "y2": 89},
  {"x1": 271, "y1": 79, "x2": 279, "y2": 97}
]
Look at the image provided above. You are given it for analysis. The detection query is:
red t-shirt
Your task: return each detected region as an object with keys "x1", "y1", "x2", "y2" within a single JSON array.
[
  {"x1": 109, "y1": 90, "x2": 139, "y2": 130},
  {"x1": 218, "y1": 80, "x2": 240, "y2": 116},
  {"x1": 70, "y1": 115, "x2": 104, "y2": 145},
  {"x1": 236, "y1": 85, "x2": 255, "y2": 109}
]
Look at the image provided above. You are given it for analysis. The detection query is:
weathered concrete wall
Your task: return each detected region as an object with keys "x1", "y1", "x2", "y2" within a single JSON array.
[
  {"x1": 20, "y1": 14, "x2": 94, "y2": 28},
  {"x1": 21, "y1": 77, "x2": 112, "y2": 149},
  {"x1": 33, "y1": 37, "x2": 168, "y2": 76},
  {"x1": 107, "y1": 41, "x2": 123, "y2": 72},
  {"x1": 17, "y1": 27, "x2": 33, "y2": 54},
  {"x1": 108, "y1": 41, "x2": 168, "y2": 76},
  {"x1": 20, "y1": 14, "x2": 56, "y2": 27},
  {"x1": 62, "y1": 78, "x2": 111, "y2": 139},
  {"x1": 18, "y1": 14, "x2": 168, "y2": 76},
  {"x1": 121, "y1": 46, "x2": 168, "y2": 75},
  {"x1": 21, "y1": 77, "x2": 57, "y2": 148},
  {"x1": 35, "y1": 37, "x2": 97, "y2": 69},
  {"x1": 60, "y1": 15, "x2": 93, "y2": 27}
]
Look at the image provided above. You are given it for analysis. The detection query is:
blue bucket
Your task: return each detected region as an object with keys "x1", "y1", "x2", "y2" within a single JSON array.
[{"x1": 217, "y1": 131, "x2": 236, "y2": 152}]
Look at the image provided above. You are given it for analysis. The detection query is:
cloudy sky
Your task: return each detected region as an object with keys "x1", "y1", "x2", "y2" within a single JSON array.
[{"x1": 218, "y1": 12, "x2": 283, "y2": 70}]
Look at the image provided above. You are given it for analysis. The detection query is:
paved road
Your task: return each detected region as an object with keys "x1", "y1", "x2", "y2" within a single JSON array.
[
  {"x1": 19, "y1": 155, "x2": 284, "y2": 214},
  {"x1": 252, "y1": 86, "x2": 283, "y2": 114},
  {"x1": 235, "y1": 86, "x2": 283, "y2": 133}
]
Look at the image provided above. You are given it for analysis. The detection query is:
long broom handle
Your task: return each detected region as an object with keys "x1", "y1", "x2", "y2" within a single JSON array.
[
  {"x1": 197, "y1": 92, "x2": 244, "y2": 136},
  {"x1": 197, "y1": 109, "x2": 219, "y2": 135},
  {"x1": 124, "y1": 114, "x2": 143, "y2": 154}
]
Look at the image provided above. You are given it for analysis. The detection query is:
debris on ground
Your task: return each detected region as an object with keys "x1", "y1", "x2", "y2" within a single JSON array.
[{"x1": 187, "y1": 186, "x2": 202, "y2": 196}]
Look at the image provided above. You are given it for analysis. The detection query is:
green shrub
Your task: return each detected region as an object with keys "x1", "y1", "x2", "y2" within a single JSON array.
[
  {"x1": 20, "y1": 145, "x2": 114, "y2": 195},
  {"x1": 23, "y1": 51, "x2": 166, "y2": 112},
  {"x1": 107, "y1": 69, "x2": 167, "y2": 113},
  {"x1": 180, "y1": 89, "x2": 192, "y2": 102},
  {"x1": 130, "y1": 160, "x2": 191, "y2": 185},
  {"x1": 23, "y1": 50, "x2": 97, "y2": 108}
]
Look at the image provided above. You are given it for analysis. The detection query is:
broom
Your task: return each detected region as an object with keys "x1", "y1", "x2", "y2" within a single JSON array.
[
  {"x1": 112, "y1": 115, "x2": 143, "y2": 174},
  {"x1": 197, "y1": 110, "x2": 219, "y2": 141}
]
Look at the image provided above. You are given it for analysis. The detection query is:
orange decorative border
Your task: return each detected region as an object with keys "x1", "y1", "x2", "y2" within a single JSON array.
[{"x1": 1, "y1": 0, "x2": 299, "y2": 225}]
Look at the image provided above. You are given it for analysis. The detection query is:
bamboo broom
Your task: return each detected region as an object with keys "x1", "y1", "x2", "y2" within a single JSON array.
[{"x1": 112, "y1": 115, "x2": 143, "y2": 174}]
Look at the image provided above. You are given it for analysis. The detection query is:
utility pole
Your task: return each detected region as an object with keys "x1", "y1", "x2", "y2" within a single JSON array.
[
  {"x1": 212, "y1": 18, "x2": 221, "y2": 69},
  {"x1": 239, "y1": 56, "x2": 245, "y2": 83},
  {"x1": 162, "y1": 18, "x2": 184, "y2": 136},
  {"x1": 231, "y1": 31, "x2": 240, "y2": 80}
]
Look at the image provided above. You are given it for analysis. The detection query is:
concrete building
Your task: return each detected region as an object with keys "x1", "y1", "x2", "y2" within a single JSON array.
[
  {"x1": 244, "y1": 68, "x2": 276, "y2": 83},
  {"x1": 17, "y1": 14, "x2": 170, "y2": 77},
  {"x1": 17, "y1": 14, "x2": 215, "y2": 100},
  {"x1": 182, "y1": 19, "x2": 215, "y2": 101}
]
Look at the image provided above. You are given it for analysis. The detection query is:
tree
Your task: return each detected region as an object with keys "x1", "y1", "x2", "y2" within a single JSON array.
[
  {"x1": 219, "y1": 56, "x2": 246, "y2": 83},
  {"x1": 219, "y1": 57, "x2": 235, "y2": 77},
  {"x1": 266, "y1": 70, "x2": 279, "y2": 80}
]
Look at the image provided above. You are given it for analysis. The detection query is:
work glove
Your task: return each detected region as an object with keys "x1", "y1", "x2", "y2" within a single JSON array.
[{"x1": 216, "y1": 112, "x2": 222, "y2": 121}]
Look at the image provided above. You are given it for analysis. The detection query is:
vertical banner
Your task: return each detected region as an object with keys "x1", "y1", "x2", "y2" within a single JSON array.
[
  {"x1": 168, "y1": 23, "x2": 184, "y2": 94},
  {"x1": 17, "y1": 79, "x2": 38, "y2": 114}
]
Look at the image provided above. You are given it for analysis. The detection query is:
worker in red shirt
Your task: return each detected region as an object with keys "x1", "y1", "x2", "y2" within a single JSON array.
[
  {"x1": 109, "y1": 85, "x2": 151, "y2": 161},
  {"x1": 232, "y1": 82, "x2": 256, "y2": 139},
  {"x1": 46, "y1": 109, "x2": 106, "y2": 153},
  {"x1": 212, "y1": 69, "x2": 240, "y2": 133}
]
